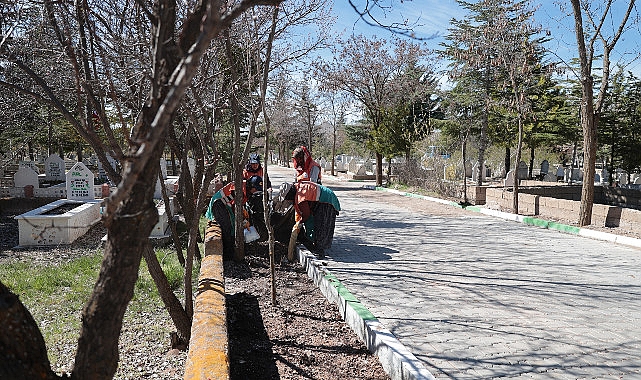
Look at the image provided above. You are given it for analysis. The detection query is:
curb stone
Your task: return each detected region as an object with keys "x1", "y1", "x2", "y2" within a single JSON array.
[
  {"x1": 295, "y1": 247, "x2": 436, "y2": 380},
  {"x1": 372, "y1": 185, "x2": 641, "y2": 250}
]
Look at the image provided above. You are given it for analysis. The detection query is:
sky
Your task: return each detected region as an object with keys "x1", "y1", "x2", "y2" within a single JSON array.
[{"x1": 328, "y1": 0, "x2": 641, "y2": 78}]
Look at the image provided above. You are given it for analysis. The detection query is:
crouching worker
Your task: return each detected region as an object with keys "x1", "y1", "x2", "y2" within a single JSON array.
[
  {"x1": 284, "y1": 181, "x2": 340, "y2": 259},
  {"x1": 205, "y1": 176, "x2": 262, "y2": 260}
]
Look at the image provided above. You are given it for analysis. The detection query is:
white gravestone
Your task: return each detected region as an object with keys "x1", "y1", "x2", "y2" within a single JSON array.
[
  {"x1": 318, "y1": 158, "x2": 327, "y2": 171},
  {"x1": 14, "y1": 166, "x2": 39, "y2": 188},
  {"x1": 19, "y1": 161, "x2": 38, "y2": 173},
  {"x1": 600, "y1": 167, "x2": 609, "y2": 183},
  {"x1": 348, "y1": 159, "x2": 359, "y2": 173},
  {"x1": 45, "y1": 154, "x2": 66, "y2": 181},
  {"x1": 565, "y1": 167, "x2": 582, "y2": 182},
  {"x1": 97, "y1": 154, "x2": 118, "y2": 180},
  {"x1": 187, "y1": 158, "x2": 196, "y2": 177},
  {"x1": 504, "y1": 170, "x2": 515, "y2": 187},
  {"x1": 556, "y1": 165, "x2": 565, "y2": 179},
  {"x1": 66, "y1": 162, "x2": 95, "y2": 201},
  {"x1": 573, "y1": 168, "x2": 583, "y2": 181},
  {"x1": 363, "y1": 159, "x2": 374, "y2": 173},
  {"x1": 159, "y1": 158, "x2": 168, "y2": 180},
  {"x1": 472, "y1": 162, "x2": 486, "y2": 182}
]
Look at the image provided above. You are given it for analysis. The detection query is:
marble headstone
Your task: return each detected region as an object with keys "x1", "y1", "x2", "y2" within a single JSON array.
[{"x1": 66, "y1": 162, "x2": 95, "y2": 201}]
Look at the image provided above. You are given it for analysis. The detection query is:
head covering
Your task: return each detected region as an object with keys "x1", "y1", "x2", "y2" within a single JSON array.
[{"x1": 249, "y1": 153, "x2": 260, "y2": 164}]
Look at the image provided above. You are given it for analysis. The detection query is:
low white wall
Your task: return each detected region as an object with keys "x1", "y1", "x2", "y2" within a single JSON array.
[{"x1": 14, "y1": 199, "x2": 102, "y2": 246}]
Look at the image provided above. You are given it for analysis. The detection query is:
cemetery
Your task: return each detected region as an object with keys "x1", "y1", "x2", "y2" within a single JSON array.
[
  {"x1": 470, "y1": 160, "x2": 641, "y2": 233},
  {"x1": 322, "y1": 153, "x2": 641, "y2": 234},
  {"x1": 1, "y1": 154, "x2": 180, "y2": 247}
]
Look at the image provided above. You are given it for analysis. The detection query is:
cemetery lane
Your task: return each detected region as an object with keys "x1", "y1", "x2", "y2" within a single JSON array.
[{"x1": 267, "y1": 165, "x2": 641, "y2": 379}]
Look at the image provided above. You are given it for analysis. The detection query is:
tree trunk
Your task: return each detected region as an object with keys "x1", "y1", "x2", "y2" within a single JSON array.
[
  {"x1": 570, "y1": 140, "x2": 577, "y2": 185},
  {"x1": 74, "y1": 154, "x2": 161, "y2": 379},
  {"x1": 0, "y1": 281, "x2": 60, "y2": 380},
  {"x1": 579, "y1": 110, "x2": 597, "y2": 226},
  {"x1": 47, "y1": 110, "x2": 53, "y2": 156},
  {"x1": 462, "y1": 138, "x2": 468, "y2": 204},
  {"x1": 375, "y1": 152, "x2": 383, "y2": 187},
  {"x1": 171, "y1": 150, "x2": 177, "y2": 177},
  {"x1": 142, "y1": 245, "x2": 192, "y2": 343},
  {"x1": 528, "y1": 146, "x2": 535, "y2": 179},
  {"x1": 571, "y1": 0, "x2": 594, "y2": 226},
  {"x1": 76, "y1": 143, "x2": 83, "y2": 163},
  {"x1": 477, "y1": 125, "x2": 487, "y2": 186},
  {"x1": 504, "y1": 146, "x2": 510, "y2": 178},
  {"x1": 331, "y1": 126, "x2": 336, "y2": 177},
  {"x1": 512, "y1": 117, "x2": 524, "y2": 214}
]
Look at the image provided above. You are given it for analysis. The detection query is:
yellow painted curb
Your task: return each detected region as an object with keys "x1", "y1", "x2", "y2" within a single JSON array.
[{"x1": 184, "y1": 224, "x2": 229, "y2": 380}]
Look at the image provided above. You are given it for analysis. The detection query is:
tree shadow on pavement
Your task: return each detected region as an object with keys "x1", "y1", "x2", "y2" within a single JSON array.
[{"x1": 328, "y1": 235, "x2": 397, "y2": 263}]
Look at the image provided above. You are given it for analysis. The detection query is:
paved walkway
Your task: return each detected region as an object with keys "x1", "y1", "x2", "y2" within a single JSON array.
[{"x1": 266, "y1": 165, "x2": 641, "y2": 379}]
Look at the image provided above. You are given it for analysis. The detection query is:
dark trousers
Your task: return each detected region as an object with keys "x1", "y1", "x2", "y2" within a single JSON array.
[
  {"x1": 313, "y1": 203, "x2": 337, "y2": 251},
  {"x1": 211, "y1": 200, "x2": 234, "y2": 260}
]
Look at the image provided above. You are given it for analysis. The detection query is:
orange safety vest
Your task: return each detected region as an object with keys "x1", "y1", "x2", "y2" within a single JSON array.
[
  {"x1": 293, "y1": 181, "x2": 321, "y2": 220},
  {"x1": 216, "y1": 181, "x2": 248, "y2": 207}
]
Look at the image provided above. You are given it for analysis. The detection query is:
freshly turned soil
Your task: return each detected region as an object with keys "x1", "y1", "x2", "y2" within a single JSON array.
[{"x1": 224, "y1": 241, "x2": 390, "y2": 380}]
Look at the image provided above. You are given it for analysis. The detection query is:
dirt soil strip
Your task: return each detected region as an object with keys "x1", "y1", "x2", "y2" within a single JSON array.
[{"x1": 225, "y1": 241, "x2": 391, "y2": 380}]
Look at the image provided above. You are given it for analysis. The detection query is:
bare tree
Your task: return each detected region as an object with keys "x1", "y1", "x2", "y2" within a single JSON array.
[
  {"x1": 569, "y1": 0, "x2": 636, "y2": 226},
  {"x1": 0, "y1": 0, "x2": 281, "y2": 378},
  {"x1": 292, "y1": 77, "x2": 321, "y2": 151},
  {"x1": 317, "y1": 34, "x2": 430, "y2": 186},
  {"x1": 320, "y1": 90, "x2": 350, "y2": 176}
]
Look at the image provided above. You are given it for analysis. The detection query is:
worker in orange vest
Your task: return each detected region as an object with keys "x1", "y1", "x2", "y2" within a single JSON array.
[
  {"x1": 284, "y1": 181, "x2": 339, "y2": 259},
  {"x1": 292, "y1": 146, "x2": 322, "y2": 184}
]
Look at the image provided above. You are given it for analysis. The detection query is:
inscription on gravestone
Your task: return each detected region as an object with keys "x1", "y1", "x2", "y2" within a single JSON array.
[
  {"x1": 66, "y1": 162, "x2": 95, "y2": 201},
  {"x1": 45, "y1": 154, "x2": 66, "y2": 181}
]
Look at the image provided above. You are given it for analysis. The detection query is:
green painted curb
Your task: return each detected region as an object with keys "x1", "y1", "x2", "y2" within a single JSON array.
[
  {"x1": 449, "y1": 201, "x2": 463, "y2": 208},
  {"x1": 324, "y1": 273, "x2": 377, "y2": 321},
  {"x1": 548, "y1": 222, "x2": 580, "y2": 234},
  {"x1": 522, "y1": 216, "x2": 549, "y2": 228}
]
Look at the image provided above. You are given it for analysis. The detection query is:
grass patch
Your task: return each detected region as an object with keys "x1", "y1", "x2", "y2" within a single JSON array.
[{"x1": 0, "y1": 246, "x2": 199, "y2": 365}]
